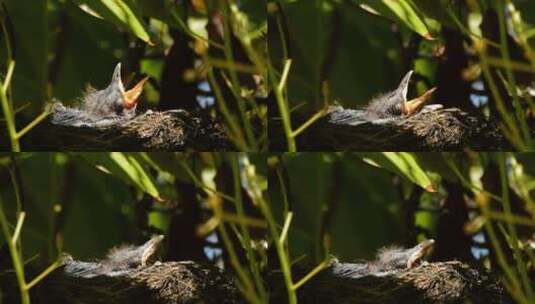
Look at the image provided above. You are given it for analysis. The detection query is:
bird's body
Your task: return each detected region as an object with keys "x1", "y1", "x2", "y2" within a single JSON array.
[{"x1": 51, "y1": 63, "x2": 148, "y2": 128}]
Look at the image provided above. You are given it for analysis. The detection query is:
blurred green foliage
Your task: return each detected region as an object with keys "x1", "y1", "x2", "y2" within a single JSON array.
[
  {"x1": 1, "y1": 0, "x2": 267, "y2": 151},
  {"x1": 270, "y1": 152, "x2": 436, "y2": 260},
  {"x1": 1, "y1": 152, "x2": 535, "y2": 303},
  {"x1": 269, "y1": 0, "x2": 535, "y2": 150},
  {"x1": 0, "y1": 152, "x2": 272, "y2": 303},
  {"x1": 269, "y1": 152, "x2": 535, "y2": 302},
  {"x1": 0, "y1": 152, "x2": 266, "y2": 260}
]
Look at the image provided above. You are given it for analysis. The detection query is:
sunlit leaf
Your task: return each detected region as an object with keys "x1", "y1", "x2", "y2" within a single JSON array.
[
  {"x1": 76, "y1": 152, "x2": 161, "y2": 199},
  {"x1": 359, "y1": 152, "x2": 436, "y2": 192},
  {"x1": 108, "y1": 152, "x2": 160, "y2": 198},
  {"x1": 74, "y1": 0, "x2": 152, "y2": 44},
  {"x1": 410, "y1": 0, "x2": 456, "y2": 28},
  {"x1": 233, "y1": 0, "x2": 267, "y2": 39},
  {"x1": 101, "y1": 0, "x2": 152, "y2": 44},
  {"x1": 361, "y1": 0, "x2": 434, "y2": 39}
]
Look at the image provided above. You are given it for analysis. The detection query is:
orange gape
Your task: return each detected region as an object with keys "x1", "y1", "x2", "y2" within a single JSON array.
[
  {"x1": 401, "y1": 87, "x2": 437, "y2": 116},
  {"x1": 123, "y1": 76, "x2": 149, "y2": 109}
]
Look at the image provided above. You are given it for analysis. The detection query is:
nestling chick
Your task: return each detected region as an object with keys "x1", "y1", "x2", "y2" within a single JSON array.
[
  {"x1": 363, "y1": 71, "x2": 436, "y2": 120},
  {"x1": 328, "y1": 239, "x2": 435, "y2": 279},
  {"x1": 51, "y1": 63, "x2": 148, "y2": 128},
  {"x1": 104, "y1": 235, "x2": 165, "y2": 271},
  {"x1": 62, "y1": 235, "x2": 165, "y2": 278},
  {"x1": 369, "y1": 239, "x2": 435, "y2": 272}
]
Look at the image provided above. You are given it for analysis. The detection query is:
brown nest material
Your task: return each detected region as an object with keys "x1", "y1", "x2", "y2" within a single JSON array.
[
  {"x1": 269, "y1": 261, "x2": 505, "y2": 304},
  {"x1": 27, "y1": 109, "x2": 233, "y2": 151},
  {"x1": 33, "y1": 261, "x2": 243, "y2": 304},
  {"x1": 269, "y1": 105, "x2": 510, "y2": 151}
]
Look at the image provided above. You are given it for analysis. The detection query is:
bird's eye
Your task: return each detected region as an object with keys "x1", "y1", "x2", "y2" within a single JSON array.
[
  {"x1": 392, "y1": 104, "x2": 402, "y2": 115},
  {"x1": 114, "y1": 103, "x2": 124, "y2": 115}
]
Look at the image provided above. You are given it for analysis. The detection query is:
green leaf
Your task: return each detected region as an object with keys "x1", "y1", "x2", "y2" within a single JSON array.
[
  {"x1": 410, "y1": 0, "x2": 456, "y2": 28},
  {"x1": 359, "y1": 152, "x2": 436, "y2": 192},
  {"x1": 361, "y1": 0, "x2": 433, "y2": 39},
  {"x1": 100, "y1": 0, "x2": 152, "y2": 44},
  {"x1": 108, "y1": 152, "x2": 160, "y2": 198},
  {"x1": 76, "y1": 152, "x2": 161, "y2": 199},
  {"x1": 235, "y1": 0, "x2": 268, "y2": 39},
  {"x1": 74, "y1": 0, "x2": 152, "y2": 44}
]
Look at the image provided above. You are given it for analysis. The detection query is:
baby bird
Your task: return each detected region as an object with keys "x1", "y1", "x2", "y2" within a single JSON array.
[
  {"x1": 363, "y1": 71, "x2": 436, "y2": 120},
  {"x1": 369, "y1": 239, "x2": 435, "y2": 272},
  {"x1": 51, "y1": 63, "x2": 148, "y2": 128},
  {"x1": 62, "y1": 235, "x2": 165, "y2": 278},
  {"x1": 104, "y1": 234, "x2": 165, "y2": 270},
  {"x1": 328, "y1": 239, "x2": 435, "y2": 279}
]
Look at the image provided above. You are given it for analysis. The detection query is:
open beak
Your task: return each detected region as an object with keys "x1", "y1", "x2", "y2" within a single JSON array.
[
  {"x1": 397, "y1": 70, "x2": 414, "y2": 101},
  {"x1": 109, "y1": 63, "x2": 148, "y2": 110},
  {"x1": 123, "y1": 76, "x2": 149, "y2": 109},
  {"x1": 401, "y1": 87, "x2": 436, "y2": 116}
]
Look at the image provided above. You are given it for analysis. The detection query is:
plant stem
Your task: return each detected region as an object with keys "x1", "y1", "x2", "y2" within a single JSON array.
[
  {"x1": 292, "y1": 259, "x2": 329, "y2": 290},
  {"x1": 16, "y1": 109, "x2": 51, "y2": 139},
  {"x1": 497, "y1": 153, "x2": 534, "y2": 301},
  {"x1": 218, "y1": 221, "x2": 260, "y2": 304},
  {"x1": 220, "y1": 2, "x2": 257, "y2": 150},
  {"x1": 207, "y1": 68, "x2": 248, "y2": 150},
  {"x1": 270, "y1": 60, "x2": 296, "y2": 151},
  {"x1": 0, "y1": 197, "x2": 30, "y2": 304},
  {"x1": 496, "y1": 1, "x2": 532, "y2": 148},
  {"x1": 25, "y1": 258, "x2": 63, "y2": 290},
  {"x1": 0, "y1": 61, "x2": 20, "y2": 151},
  {"x1": 230, "y1": 155, "x2": 268, "y2": 302},
  {"x1": 243, "y1": 164, "x2": 297, "y2": 304}
]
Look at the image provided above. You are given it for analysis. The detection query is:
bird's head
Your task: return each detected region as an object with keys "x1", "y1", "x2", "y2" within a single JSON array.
[
  {"x1": 391, "y1": 70, "x2": 437, "y2": 116},
  {"x1": 107, "y1": 62, "x2": 148, "y2": 112},
  {"x1": 83, "y1": 63, "x2": 148, "y2": 118},
  {"x1": 365, "y1": 71, "x2": 436, "y2": 119},
  {"x1": 105, "y1": 235, "x2": 165, "y2": 270},
  {"x1": 404, "y1": 239, "x2": 435, "y2": 268},
  {"x1": 375, "y1": 239, "x2": 435, "y2": 271},
  {"x1": 139, "y1": 235, "x2": 165, "y2": 267}
]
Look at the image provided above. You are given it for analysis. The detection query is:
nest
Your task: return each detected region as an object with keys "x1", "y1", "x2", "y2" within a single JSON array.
[
  {"x1": 27, "y1": 109, "x2": 232, "y2": 151},
  {"x1": 269, "y1": 105, "x2": 510, "y2": 151},
  {"x1": 34, "y1": 261, "x2": 242, "y2": 304},
  {"x1": 269, "y1": 261, "x2": 505, "y2": 304}
]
